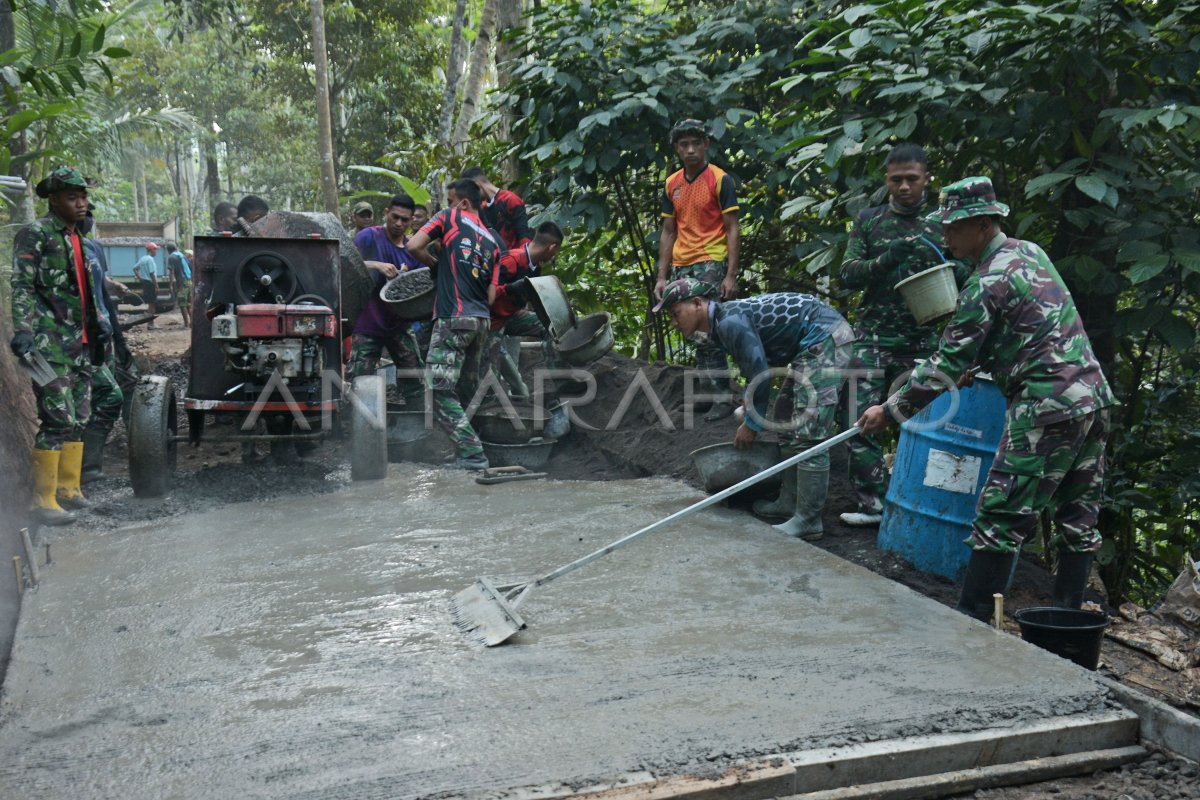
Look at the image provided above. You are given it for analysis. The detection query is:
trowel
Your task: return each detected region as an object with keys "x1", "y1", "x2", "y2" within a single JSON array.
[{"x1": 19, "y1": 350, "x2": 57, "y2": 387}]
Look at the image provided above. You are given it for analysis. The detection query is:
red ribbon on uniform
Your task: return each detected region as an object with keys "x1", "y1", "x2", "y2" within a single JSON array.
[{"x1": 69, "y1": 229, "x2": 88, "y2": 344}]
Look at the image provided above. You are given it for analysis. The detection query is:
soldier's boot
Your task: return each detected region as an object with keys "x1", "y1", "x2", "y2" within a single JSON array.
[
  {"x1": 752, "y1": 447, "x2": 800, "y2": 521},
  {"x1": 80, "y1": 427, "x2": 108, "y2": 485},
  {"x1": 499, "y1": 347, "x2": 529, "y2": 400},
  {"x1": 31, "y1": 449, "x2": 76, "y2": 526},
  {"x1": 55, "y1": 441, "x2": 89, "y2": 510},
  {"x1": 1051, "y1": 551, "x2": 1094, "y2": 610},
  {"x1": 955, "y1": 550, "x2": 1011, "y2": 622},
  {"x1": 773, "y1": 463, "x2": 828, "y2": 541}
]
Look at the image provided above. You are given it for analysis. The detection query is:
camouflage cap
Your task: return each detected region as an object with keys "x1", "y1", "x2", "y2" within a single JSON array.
[
  {"x1": 670, "y1": 118, "x2": 710, "y2": 143},
  {"x1": 927, "y1": 176, "x2": 1010, "y2": 224},
  {"x1": 352, "y1": 200, "x2": 374, "y2": 216},
  {"x1": 34, "y1": 166, "x2": 94, "y2": 198},
  {"x1": 653, "y1": 277, "x2": 714, "y2": 312}
]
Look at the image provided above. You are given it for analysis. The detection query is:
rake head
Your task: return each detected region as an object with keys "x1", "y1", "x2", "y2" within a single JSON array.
[{"x1": 450, "y1": 577, "x2": 527, "y2": 647}]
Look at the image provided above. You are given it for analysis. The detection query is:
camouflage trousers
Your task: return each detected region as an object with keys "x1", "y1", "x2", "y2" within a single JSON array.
[
  {"x1": 33, "y1": 353, "x2": 93, "y2": 450},
  {"x1": 348, "y1": 329, "x2": 425, "y2": 403},
  {"x1": 970, "y1": 409, "x2": 1110, "y2": 555},
  {"x1": 845, "y1": 337, "x2": 929, "y2": 513},
  {"x1": 754, "y1": 335, "x2": 850, "y2": 470},
  {"x1": 672, "y1": 262, "x2": 733, "y2": 395},
  {"x1": 85, "y1": 345, "x2": 125, "y2": 440},
  {"x1": 425, "y1": 316, "x2": 489, "y2": 458}
]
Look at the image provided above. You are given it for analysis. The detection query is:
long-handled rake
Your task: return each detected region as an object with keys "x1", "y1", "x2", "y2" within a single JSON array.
[{"x1": 450, "y1": 426, "x2": 862, "y2": 646}]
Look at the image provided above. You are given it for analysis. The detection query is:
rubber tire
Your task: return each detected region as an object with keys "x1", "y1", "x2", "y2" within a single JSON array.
[
  {"x1": 350, "y1": 374, "x2": 388, "y2": 481},
  {"x1": 129, "y1": 376, "x2": 178, "y2": 498}
]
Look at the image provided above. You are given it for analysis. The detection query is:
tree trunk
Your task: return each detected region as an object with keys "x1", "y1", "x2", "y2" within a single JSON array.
[
  {"x1": 204, "y1": 137, "x2": 221, "y2": 210},
  {"x1": 494, "y1": 0, "x2": 525, "y2": 183},
  {"x1": 310, "y1": 0, "x2": 340, "y2": 214},
  {"x1": 438, "y1": 0, "x2": 469, "y2": 149},
  {"x1": 452, "y1": 0, "x2": 499, "y2": 154}
]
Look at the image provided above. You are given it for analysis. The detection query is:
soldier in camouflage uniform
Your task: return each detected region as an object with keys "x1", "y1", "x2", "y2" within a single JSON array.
[
  {"x1": 657, "y1": 278, "x2": 856, "y2": 541},
  {"x1": 837, "y1": 144, "x2": 970, "y2": 527},
  {"x1": 9, "y1": 166, "x2": 107, "y2": 525},
  {"x1": 407, "y1": 178, "x2": 501, "y2": 470},
  {"x1": 857, "y1": 177, "x2": 1117, "y2": 621}
]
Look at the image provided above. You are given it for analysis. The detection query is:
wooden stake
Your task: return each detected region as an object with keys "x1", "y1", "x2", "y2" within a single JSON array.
[
  {"x1": 12, "y1": 556, "x2": 23, "y2": 594},
  {"x1": 19, "y1": 527, "x2": 39, "y2": 586},
  {"x1": 992, "y1": 593, "x2": 1004, "y2": 629}
]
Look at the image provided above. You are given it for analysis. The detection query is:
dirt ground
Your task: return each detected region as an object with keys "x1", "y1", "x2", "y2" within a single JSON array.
[{"x1": 60, "y1": 307, "x2": 1200, "y2": 797}]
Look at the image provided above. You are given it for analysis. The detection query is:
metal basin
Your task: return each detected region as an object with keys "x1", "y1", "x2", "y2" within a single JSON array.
[
  {"x1": 526, "y1": 276, "x2": 574, "y2": 339},
  {"x1": 555, "y1": 312, "x2": 614, "y2": 366},
  {"x1": 690, "y1": 441, "x2": 782, "y2": 501},
  {"x1": 473, "y1": 402, "x2": 541, "y2": 445},
  {"x1": 481, "y1": 437, "x2": 555, "y2": 470},
  {"x1": 381, "y1": 268, "x2": 435, "y2": 320},
  {"x1": 387, "y1": 409, "x2": 432, "y2": 463}
]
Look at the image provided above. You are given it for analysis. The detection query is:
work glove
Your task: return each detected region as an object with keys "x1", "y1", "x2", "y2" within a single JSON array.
[
  {"x1": 505, "y1": 277, "x2": 531, "y2": 303},
  {"x1": 877, "y1": 238, "x2": 917, "y2": 270},
  {"x1": 10, "y1": 331, "x2": 34, "y2": 357}
]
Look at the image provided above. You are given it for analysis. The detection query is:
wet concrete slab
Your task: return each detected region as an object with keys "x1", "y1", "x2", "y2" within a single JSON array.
[{"x1": 0, "y1": 469, "x2": 1121, "y2": 798}]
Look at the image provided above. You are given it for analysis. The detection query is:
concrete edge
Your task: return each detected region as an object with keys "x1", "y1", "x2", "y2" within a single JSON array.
[
  {"x1": 782, "y1": 745, "x2": 1147, "y2": 800},
  {"x1": 509, "y1": 710, "x2": 1139, "y2": 800},
  {"x1": 1100, "y1": 675, "x2": 1200, "y2": 762}
]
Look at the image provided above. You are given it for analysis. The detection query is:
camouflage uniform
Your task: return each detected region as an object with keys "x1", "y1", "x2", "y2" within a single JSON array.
[
  {"x1": 11, "y1": 211, "x2": 101, "y2": 449},
  {"x1": 426, "y1": 317, "x2": 490, "y2": 459},
  {"x1": 841, "y1": 198, "x2": 967, "y2": 513},
  {"x1": 347, "y1": 329, "x2": 425, "y2": 404},
  {"x1": 669, "y1": 261, "x2": 728, "y2": 382},
  {"x1": 887, "y1": 182, "x2": 1117, "y2": 556}
]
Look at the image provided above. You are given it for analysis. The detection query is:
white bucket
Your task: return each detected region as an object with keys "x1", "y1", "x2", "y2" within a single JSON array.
[{"x1": 894, "y1": 263, "x2": 958, "y2": 325}]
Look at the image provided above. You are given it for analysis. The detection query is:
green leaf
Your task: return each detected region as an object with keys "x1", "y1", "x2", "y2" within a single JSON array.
[
  {"x1": 1074, "y1": 175, "x2": 1108, "y2": 202},
  {"x1": 103, "y1": 47, "x2": 133, "y2": 59},
  {"x1": 69, "y1": 33, "x2": 82, "y2": 58},
  {"x1": 894, "y1": 112, "x2": 917, "y2": 139},
  {"x1": 92, "y1": 25, "x2": 106, "y2": 53},
  {"x1": 848, "y1": 29, "x2": 872, "y2": 48},
  {"x1": 1025, "y1": 172, "x2": 1074, "y2": 196},
  {"x1": 1155, "y1": 314, "x2": 1195, "y2": 351},
  {"x1": 843, "y1": 5, "x2": 878, "y2": 24},
  {"x1": 1118, "y1": 240, "x2": 1162, "y2": 263},
  {"x1": 346, "y1": 165, "x2": 431, "y2": 204},
  {"x1": 1128, "y1": 254, "x2": 1170, "y2": 284},
  {"x1": 1173, "y1": 248, "x2": 1200, "y2": 275}
]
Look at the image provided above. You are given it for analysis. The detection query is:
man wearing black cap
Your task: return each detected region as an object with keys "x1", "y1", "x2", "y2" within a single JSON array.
[
  {"x1": 10, "y1": 166, "x2": 106, "y2": 524},
  {"x1": 655, "y1": 118, "x2": 741, "y2": 421}
]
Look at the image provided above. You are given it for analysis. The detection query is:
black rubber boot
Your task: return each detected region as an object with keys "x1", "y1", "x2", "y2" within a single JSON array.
[
  {"x1": 1051, "y1": 551, "x2": 1094, "y2": 609},
  {"x1": 955, "y1": 550, "x2": 1011, "y2": 622},
  {"x1": 80, "y1": 427, "x2": 108, "y2": 485}
]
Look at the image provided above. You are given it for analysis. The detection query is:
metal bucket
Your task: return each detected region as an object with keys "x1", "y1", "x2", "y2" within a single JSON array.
[
  {"x1": 473, "y1": 403, "x2": 542, "y2": 445},
  {"x1": 555, "y1": 312, "x2": 615, "y2": 366},
  {"x1": 381, "y1": 268, "x2": 435, "y2": 320},
  {"x1": 894, "y1": 263, "x2": 958, "y2": 324},
  {"x1": 877, "y1": 379, "x2": 1006, "y2": 580},
  {"x1": 526, "y1": 276, "x2": 574, "y2": 339},
  {"x1": 387, "y1": 409, "x2": 431, "y2": 462},
  {"x1": 481, "y1": 437, "x2": 556, "y2": 470},
  {"x1": 690, "y1": 441, "x2": 783, "y2": 501}
]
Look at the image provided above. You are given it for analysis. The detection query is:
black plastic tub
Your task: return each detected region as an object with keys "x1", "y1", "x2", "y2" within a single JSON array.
[{"x1": 1013, "y1": 607, "x2": 1109, "y2": 670}]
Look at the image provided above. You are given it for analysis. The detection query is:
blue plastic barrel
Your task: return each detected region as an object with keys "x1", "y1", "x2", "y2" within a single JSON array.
[{"x1": 876, "y1": 379, "x2": 1007, "y2": 580}]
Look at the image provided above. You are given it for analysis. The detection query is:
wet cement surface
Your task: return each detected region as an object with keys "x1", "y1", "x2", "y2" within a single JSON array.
[{"x1": 0, "y1": 469, "x2": 1114, "y2": 798}]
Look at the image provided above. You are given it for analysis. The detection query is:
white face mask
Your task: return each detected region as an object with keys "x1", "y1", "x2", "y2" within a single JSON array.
[{"x1": 688, "y1": 331, "x2": 709, "y2": 345}]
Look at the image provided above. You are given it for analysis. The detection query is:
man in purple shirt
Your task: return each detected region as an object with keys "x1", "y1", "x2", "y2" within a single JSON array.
[{"x1": 350, "y1": 193, "x2": 425, "y2": 406}]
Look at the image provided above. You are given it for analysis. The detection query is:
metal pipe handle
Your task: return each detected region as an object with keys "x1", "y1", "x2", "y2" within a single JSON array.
[{"x1": 524, "y1": 427, "x2": 862, "y2": 596}]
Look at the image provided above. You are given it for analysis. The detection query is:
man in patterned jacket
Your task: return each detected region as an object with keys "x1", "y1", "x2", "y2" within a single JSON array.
[
  {"x1": 654, "y1": 118, "x2": 741, "y2": 422},
  {"x1": 657, "y1": 278, "x2": 855, "y2": 541},
  {"x1": 10, "y1": 166, "x2": 107, "y2": 525},
  {"x1": 836, "y1": 144, "x2": 969, "y2": 528},
  {"x1": 857, "y1": 177, "x2": 1117, "y2": 621}
]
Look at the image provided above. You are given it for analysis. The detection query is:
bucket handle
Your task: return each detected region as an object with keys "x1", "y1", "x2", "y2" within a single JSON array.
[{"x1": 917, "y1": 236, "x2": 946, "y2": 262}]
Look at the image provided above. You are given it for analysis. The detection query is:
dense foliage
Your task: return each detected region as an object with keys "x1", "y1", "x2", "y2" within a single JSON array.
[{"x1": 497, "y1": 0, "x2": 1200, "y2": 603}]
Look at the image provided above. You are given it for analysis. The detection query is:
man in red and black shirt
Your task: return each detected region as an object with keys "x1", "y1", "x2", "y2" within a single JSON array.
[
  {"x1": 408, "y1": 179, "x2": 502, "y2": 469},
  {"x1": 654, "y1": 118, "x2": 741, "y2": 421},
  {"x1": 462, "y1": 166, "x2": 531, "y2": 252},
  {"x1": 488, "y1": 221, "x2": 565, "y2": 395}
]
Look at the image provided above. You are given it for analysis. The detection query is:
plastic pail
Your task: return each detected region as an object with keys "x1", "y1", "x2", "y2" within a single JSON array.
[
  {"x1": 877, "y1": 379, "x2": 1006, "y2": 580},
  {"x1": 1013, "y1": 607, "x2": 1109, "y2": 670},
  {"x1": 894, "y1": 263, "x2": 958, "y2": 324}
]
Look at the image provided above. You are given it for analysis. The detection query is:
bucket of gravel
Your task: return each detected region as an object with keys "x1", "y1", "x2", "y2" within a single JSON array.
[{"x1": 381, "y1": 268, "x2": 435, "y2": 320}]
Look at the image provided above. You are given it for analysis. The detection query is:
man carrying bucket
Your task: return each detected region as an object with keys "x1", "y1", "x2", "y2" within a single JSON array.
[
  {"x1": 657, "y1": 278, "x2": 855, "y2": 541},
  {"x1": 856, "y1": 177, "x2": 1117, "y2": 622},
  {"x1": 835, "y1": 144, "x2": 970, "y2": 528}
]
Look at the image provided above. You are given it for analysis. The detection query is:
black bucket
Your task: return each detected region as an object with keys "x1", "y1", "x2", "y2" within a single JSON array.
[{"x1": 1013, "y1": 607, "x2": 1109, "y2": 670}]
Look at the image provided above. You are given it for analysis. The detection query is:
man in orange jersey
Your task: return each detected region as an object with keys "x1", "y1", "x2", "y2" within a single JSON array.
[{"x1": 654, "y1": 118, "x2": 741, "y2": 421}]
